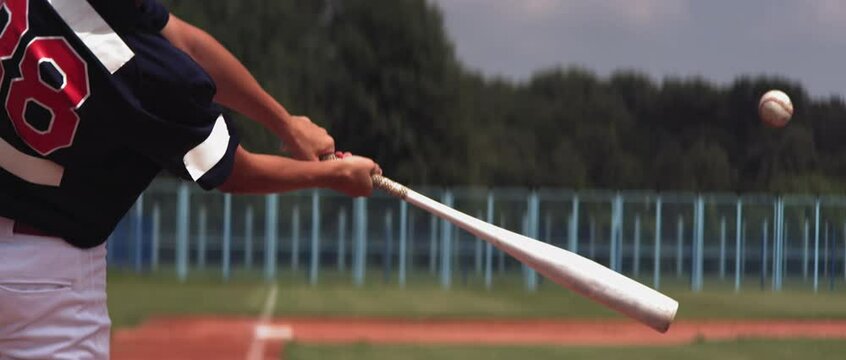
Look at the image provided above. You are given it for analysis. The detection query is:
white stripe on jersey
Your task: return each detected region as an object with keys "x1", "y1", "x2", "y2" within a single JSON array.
[
  {"x1": 47, "y1": 0, "x2": 134, "y2": 74},
  {"x1": 0, "y1": 136, "x2": 63, "y2": 186},
  {"x1": 184, "y1": 115, "x2": 230, "y2": 181}
]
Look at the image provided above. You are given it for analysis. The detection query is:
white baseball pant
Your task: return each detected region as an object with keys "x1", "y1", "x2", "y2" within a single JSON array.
[{"x1": 0, "y1": 216, "x2": 110, "y2": 359}]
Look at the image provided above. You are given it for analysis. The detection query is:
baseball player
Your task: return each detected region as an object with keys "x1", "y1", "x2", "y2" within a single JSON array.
[{"x1": 0, "y1": 0, "x2": 379, "y2": 358}]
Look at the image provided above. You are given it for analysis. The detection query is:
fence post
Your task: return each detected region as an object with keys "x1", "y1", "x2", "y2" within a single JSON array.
[
  {"x1": 691, "y1": 200, "x2": 697, "y2": 290},
  {"x1": 589, "y1": 217, "x2": 596, "y2": 259},
  {"x1": 610, "y1": 194, "x2": 621, "y2": 272},
  {"x1": 771, "y1": 199, "x2": 778, "y2": 291},
  {"x1": 499, "y1": 213, "x2": 506, "y2": 273},
  {"x1": 476, "y1": 210, "x2": 485, "y2": 275},
  {"x1": 676, "y1": 216, "x2": 684, "y2": 278},
  {"x1": 485, "y1": 192, "x2": 494, "y2": 289},
  {"x1": 292, "y1": 204, "x2": 300, "y2": 271},
  {"x1": 699, "y1": 198, "x2": 704, "y2": 290},
  {"x1": 429, "y1": 213, "x2": 438, "y2": 275},
  {"x1": 814, "y1": 198, "x2": 821, "y2": 292},
  {"x1": 719, "y1": 217, "x2": 726, "y2": 279},
  {"x1": 133, "y1": 194, "x2": 144, "y2": 273},
  {"x1": 654, "y1": 196, "x2": 662, "y2": 289},
  {"x1": 525, "y1": 192, "x2": 540, "y2": 292},
  {"x1": 783, "y1": 220, "x2": 789, "y2": 283},
  {"x1": 569, "y1": 195, "x2": 579, "y2": 253},
  {"x1": 824, "y1": 221, "x2": 830, "y2": 287},
  {"x1": 399, "y1": 201, "x2": 408, "y2": 288},
  {"x1": 772, "y1": 199, "x2": 778, "y2": 289},
  {"x1": 633, "y1": 214, "x2": 641, "y2": 277},
  {"x1": 833, "y1": 222, "x2": 838, "y2": 290},
  {"x1": 618, "y1": 195, "x2": 625, "y2": 272},
  {"x1": 742, "y1": 221, "x2": 748, "y2": 282},
  {"x1": 353, "y1": 197, "x2": 367, "y2": 286},
  {"x1": 264, "y1": 195, "x2": 278, "y2": 281},
  {"x1": 454, "y1": 224, "x2": 461, "y2": 284},
  {"x1": 384, "y1": 210, "x2": 393, "y2": 283},
  {"x1": 151, "y1": 203, "x2": 160, "y2": 271},
  {"x1": 309, "y1": 190, "x2": 320, "y2": 286},
  {"x1": 802, "y1": 217, "x2": 811, "y2": 280},
  {"x1": 244, "y1": 206, "x2": 253, "y2": 269},
  {"x1": 735, "y1": 199, "x2": 743, "y2": 292},
  {"x1": 223, "y1": 193, "x2": 232, "y2": 281},
  {"x1": 693, "y1": 196, "x2": 704, "y2": 292},
  {"x1": 762, "y1": 219, "x2": 769, "y2": 290},
  {"x1": 440, "y1": 191, "x2": 454, "y2": 289},
  {"x1": 337, "y1": 209, "x2": 347, "y2": 271},
  {"x1": 176, "y1": 183, "x2": 190, "y2": 282},
  {"x1": 408, "y1": 211, "x2": 415, "y2": 277},
  {"x1": 774, "y1": 198, "x2": 784, "y2": 291},
  {"x1": 197, "y1": 207, "x2": 207, "y2": 268}
]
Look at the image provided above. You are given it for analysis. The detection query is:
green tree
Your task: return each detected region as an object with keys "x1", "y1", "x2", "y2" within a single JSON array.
[{"x1": 159, "y1": 0, "x2": 846, "y2": 192}]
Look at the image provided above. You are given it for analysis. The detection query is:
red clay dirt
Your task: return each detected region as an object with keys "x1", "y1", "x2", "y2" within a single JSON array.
[{"x1": 112, "y1": 317, "x2": 846, "y2": 360}]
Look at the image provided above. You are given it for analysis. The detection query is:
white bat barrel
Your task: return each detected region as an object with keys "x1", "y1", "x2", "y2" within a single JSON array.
[
  {"x1": 318, "y1": 155, "x2": 677, "y2": 333},
  {"x1": 406, "y1": 190, "x2": 679, "y2": 333}
]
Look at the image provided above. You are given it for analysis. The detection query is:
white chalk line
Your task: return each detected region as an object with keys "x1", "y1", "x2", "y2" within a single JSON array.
[
  {"x1": 245, "y1": 284, "x2": 291, "y2": 360},
  {"x1": 255, "y1": 324, "x2": 293, "y2": 341}
]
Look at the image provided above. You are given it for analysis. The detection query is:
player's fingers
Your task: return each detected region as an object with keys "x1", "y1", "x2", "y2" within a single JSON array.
[{"x1": 324, "y1": 137, "x2": 335, "y2": 154}]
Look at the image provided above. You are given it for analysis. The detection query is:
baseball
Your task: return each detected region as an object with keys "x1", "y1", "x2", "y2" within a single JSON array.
[{"x1": 758, "y1": 90, "x2": 793, "y2": 128}]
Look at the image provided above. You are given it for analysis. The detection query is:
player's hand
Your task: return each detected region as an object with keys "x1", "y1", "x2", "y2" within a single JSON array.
[
  {"x1": 331, "y1": 155, "x2": 381, "y2": 197},
  {"x1": 281, "y1": 115, "x2": 335, "y2": 161}
]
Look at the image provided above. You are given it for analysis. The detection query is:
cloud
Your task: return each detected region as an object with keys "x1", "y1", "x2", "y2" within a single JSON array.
[
  {"x1": 433, "y1": 0, "x2": 690, "y2": 28},
  {"x1": 610, "y1": 0, "x2": 690, "y2": 27},
  {"x1": 429, "y1": 0, "x2": 846, "y2": 97},
  {"x1": 429, "y1": 0, "x2": 694, "y2": 80},
  {"x1": 806, "y1": 0, "x2": 846, "y2": 30},
  {"x1": 521, "y1": 0, "x2": 560, "y2": 18}
]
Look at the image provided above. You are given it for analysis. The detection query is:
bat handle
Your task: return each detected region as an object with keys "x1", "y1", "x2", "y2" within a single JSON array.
[{"x1": 320, "y1": 154, "x2": 409, "y2": 199}]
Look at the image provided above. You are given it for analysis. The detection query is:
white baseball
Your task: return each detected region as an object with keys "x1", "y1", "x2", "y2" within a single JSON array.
[{"x1": 758, "y1": 90, "x2": 793, "y2": 128}]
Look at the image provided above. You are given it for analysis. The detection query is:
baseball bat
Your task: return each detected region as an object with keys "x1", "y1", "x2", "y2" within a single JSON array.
[{"x1": 324, "y1": 155, "x2": 679, "y2": 333}]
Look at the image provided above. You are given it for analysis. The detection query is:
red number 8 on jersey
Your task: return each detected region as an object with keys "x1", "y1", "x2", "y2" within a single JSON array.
[{"x1": 1, "y1": 0, "x2": 89, "y2": 156}]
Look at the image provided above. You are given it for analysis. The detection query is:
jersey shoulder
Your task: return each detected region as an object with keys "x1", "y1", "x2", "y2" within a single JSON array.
[{"x1": 86, "y1": 0, "x2": 169, "y2": 33}]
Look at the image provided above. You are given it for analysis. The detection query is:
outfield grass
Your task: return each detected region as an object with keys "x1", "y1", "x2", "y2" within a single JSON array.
[
  {"x1": 107, "y1": 269, "x2": 846, "y2": 328},
  {"x1": 110, "y1": 270, "x2": 846, "y2": 359},
  {"x1": 282, "y1": 340, "x2": 846, "y2": 360},
  {"x1": 108, "y1": 272, "x2": 268, "y2": 326}
]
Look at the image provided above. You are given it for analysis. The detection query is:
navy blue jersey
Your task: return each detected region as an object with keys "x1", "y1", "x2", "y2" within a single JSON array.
[{"x1": 0, "y1": 0, "x2": 239, "y2": 248}]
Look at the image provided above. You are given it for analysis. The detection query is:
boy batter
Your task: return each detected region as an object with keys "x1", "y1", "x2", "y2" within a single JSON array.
[{"x1": 0, "y1": 0, "x2": 379, "y2": 358}]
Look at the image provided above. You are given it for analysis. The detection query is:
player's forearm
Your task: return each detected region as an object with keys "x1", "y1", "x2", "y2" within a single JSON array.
[
  {"x1": 161, "y1": 15, "x2": 292, "y2": 137},
  {"x1": 218, "y1": 147, "x2": 339, "y2": 194}
]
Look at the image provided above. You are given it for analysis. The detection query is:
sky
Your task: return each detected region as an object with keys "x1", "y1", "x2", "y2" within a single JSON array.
[{"x1": 429, "y1": 0, "x2": 846, "y2": 99}]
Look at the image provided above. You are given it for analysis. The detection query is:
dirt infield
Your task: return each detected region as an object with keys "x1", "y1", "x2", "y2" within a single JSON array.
[{"x1": 112, "y1": 317, "x2": 846, "y2": 360}]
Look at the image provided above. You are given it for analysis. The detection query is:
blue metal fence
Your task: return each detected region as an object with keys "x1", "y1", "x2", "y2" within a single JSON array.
[{"x1": 107, "y1": 179, "x2": 846, "y2": 293}]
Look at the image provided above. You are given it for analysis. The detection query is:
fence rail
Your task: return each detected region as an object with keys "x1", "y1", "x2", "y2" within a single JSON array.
[{"x1": 107, "y1": 178, "x2": 846, "y2": 293}]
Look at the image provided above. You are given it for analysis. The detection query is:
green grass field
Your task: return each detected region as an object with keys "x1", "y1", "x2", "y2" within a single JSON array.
[
  {"x1": 108, "y1": 269, "x2": 846, "y2": 327},
  {"x1": 282, "y1": 340, "x2": 846, "y2": 360},
  {"x1": 107, "y1": 270, "x2": 846, "y2": 359}
]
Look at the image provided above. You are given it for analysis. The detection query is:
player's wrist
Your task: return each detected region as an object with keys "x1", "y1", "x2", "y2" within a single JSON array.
[
  {"x1": 270, "y1": 110, "x2": 294, "y2": 138},
  {"x1": 316, "y1": 160, "x2": 346, "y2": 191}
]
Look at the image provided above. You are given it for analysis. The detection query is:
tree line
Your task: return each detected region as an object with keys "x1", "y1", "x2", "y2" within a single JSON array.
[{"x1": 163, "y1": 0, "x2": 846, "y2": 193}]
